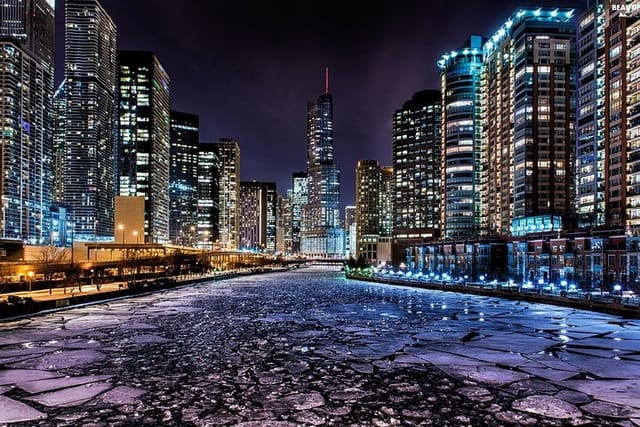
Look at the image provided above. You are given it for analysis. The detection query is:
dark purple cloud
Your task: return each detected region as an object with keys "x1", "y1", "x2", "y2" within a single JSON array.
[{"x1": 55, "y1": 0, "x2": 585, "y2": 210}]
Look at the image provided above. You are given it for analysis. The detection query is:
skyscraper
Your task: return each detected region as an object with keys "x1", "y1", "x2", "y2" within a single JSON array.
[
  {"x1": 0, "y1": 0, "x2": 54, "y2": 243},
  {"x1": 239, "y1": 181, "x2": 277, "y2": 252},
  {"x1": 627, "y1": 5, "x2": 640, "y2": 232},
  {"x1": 169, "y1": 111, "x2": 199, "y2": 246},
  {"x1": 482, "y1": 8, "x2": 576, "y2": 237},
  {"x1": 355, "y1": 160, "x2": 393, "y2": 265},
  {"x1": 196, "y1": 142, "x2": 220, "y2": 250},
  {"x1": 301, "y1": 70, "x2": 343, "y2": 258},
  {"x1": 52, "y1": 80, "x2": 66, "y2": 204},
  {"x1": 64, "y1": 0, "x2": 117, "y2": 241},
  {"x1": 116, "y1": 50, "x2": 170, "y2": 244},
  {"x1": 438, "y1": 35, "x2": 484, "y2": 239},
  {"x1": 344, "y1": 205, "x2": 356, "y2": 258},
  {"x1": 578, "y1": 2, "x2": 639, "y2": 230},
  {"x1": 208, "y1": 139, "x2": 240, "y2": 251},
  {"x1": 392, "y1": 90, "x2": 441, "y2": 262},
  {"x1": 290, "y1": 171, "x2": 307, "y2": 254},
  {"x1": 277, "y1": 194, "x2": 292, "y2": 255},
  {"x1": 0, "y1": 0, "x2": 54, "y2": 65}
]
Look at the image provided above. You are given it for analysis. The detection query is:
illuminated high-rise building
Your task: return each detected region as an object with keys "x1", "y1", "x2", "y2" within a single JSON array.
[
  {"x1": 196, "y1": 142, "x2": 220, "y2": 250},
  {"x1": 355, "y1": 160, "x2": 393, "y2": 264},
  {"x1": 344, "y1": 205, "x2": 356, "y2": 258},
  {"x1": 203, "y1": 139, "x2": 240, "y2": 250},
  {"x1": 437, "y1": 35, "x2": 484, "y2": 239},
  {"x1": 291, "y1": 171, "x2": 307, "y2": 254},
  {"x1": 0, "y1": 0, "x2": 54, "y2": 243},
  {"x1": 117, "y1": 50, "x2": 170, "y2": 243},
  {"x1": 52, "y1": 80, "x2": 66, "y2": 204},
  {"x1": 301, "y1": 70, "x2": 343, "y2": 257},
  {"x1": 577, "y1": 2, "x2": 640, "y2": 231},
  {"x1": 277, "y1": 193, "x2": 292, "y2": 254},
  {"x1": 392, "y1": 89, "x2": 441, "y2": 262},
  {"x1": 64, "y1": 0, "x2": 117, "y2": 241},
  {"x1": 482, "y1": 8, "x2": 576, "y2": 236},
  {"x1": 627, "y1": 5, "x2": 640, "y2": 231},
  {"x1": 239, "y1": 181, "x2": 277, "y2": 252},
  {"x1": 169, "y1": 111, "x2": 199, "y2": 246}
]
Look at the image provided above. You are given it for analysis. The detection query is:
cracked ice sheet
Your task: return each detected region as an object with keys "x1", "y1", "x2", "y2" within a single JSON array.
[
  {"x1": 63, "y1": 315, "x2": 126, "y2": 330},
  {"x1": 25, "y1": 381, "x2": 112, "y2": 407},
  {"x1": 567, "y1": 337, "x2": 640, "y2": 352},
  {"x1": 426, "y1": 342, "x2": 532, "y2": 368},
  {"x1": 0, "y1": 395, "x2": 47, "y2": 423},
  {"x1": 465, "y1": 332, "x2": 559, "y2": 354},
  {"x1": 98, "y1": 385, "x2": 145, "y2": 405},
  {"x1": 0, "y1": 369, "x2": 63, "y2": 385},
  {"x1": 405, "y1": 348, "x2": 492, "y2": 367},
  {"x1": 438, "y1": 364, "x2": 530, "y2": 386},
  {"x1": 7, "y1": 349, "x2": 107, "y2": 370},
  {"x1": 557, "y1": 354, "x2": 640, "y2": 380},
  {"x1": 560, "y1": 380, "x2": 640, "y2": 409},
  {"x1": 18, "y1": 374, "x2": 112, "y2": 394}
]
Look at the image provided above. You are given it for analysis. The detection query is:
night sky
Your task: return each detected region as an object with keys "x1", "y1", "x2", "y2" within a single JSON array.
[{"x1": 55, "y1": 0, "x2": 585, "y2": 210}]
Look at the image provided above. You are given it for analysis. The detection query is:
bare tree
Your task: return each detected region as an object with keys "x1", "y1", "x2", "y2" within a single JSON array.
[{"x1": 37, "y1": 247, "x2": 70, "y2": 294}]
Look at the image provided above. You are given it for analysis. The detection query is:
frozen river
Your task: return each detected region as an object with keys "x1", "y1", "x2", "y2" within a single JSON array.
[{"x1": 1, "y1": 266, "x2": 640, "y2": 425}]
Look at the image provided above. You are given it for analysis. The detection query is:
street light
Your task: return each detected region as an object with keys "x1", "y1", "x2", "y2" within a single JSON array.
[
  {"x1": 27, "y1": 271, "x2": 34, "y2": 292},
  {"x1": 133, "y1": 230, "x2": 139, "y2": 245}
]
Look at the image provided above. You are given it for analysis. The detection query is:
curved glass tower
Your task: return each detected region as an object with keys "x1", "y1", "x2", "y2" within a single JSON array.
[{"x1": 437, "y1": 35, "x2": 484, "y2": 239}]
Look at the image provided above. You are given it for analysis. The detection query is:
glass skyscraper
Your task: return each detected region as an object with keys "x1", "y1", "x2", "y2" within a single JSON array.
[
  {"x1": 301, "y1": 72, "x2": 343, "y2": 258},
  {"x1": 437, "y1": 35, "x2": 483, "y2": 239},
  {"x1": 169, "y1": 111, "x2": 199, "y2": 246},
  {"x1": 117, "y1": 50, "x2": 170, "y2": 244},
  {"x1": 64, "y1": 0, "x2": 117, "y2": 241},
  {"x1": 0, "y1": 0, "x2": 54, "y2": 243}
]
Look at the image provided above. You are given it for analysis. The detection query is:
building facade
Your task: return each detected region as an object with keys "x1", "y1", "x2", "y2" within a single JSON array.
[
  {"x1": 392, "y1": 89, "x2": 442, "y2": 262},
  {"x1": 64, "y1": 0, "x2": 117, "y2": 241},
  {"x1": 210, "y1": 139, "x2": 240, "y2": 251},
  {"x1": 437, "y1": 35, "x2": 484, "y2": 239},
  {"x1": 344, "y1": 205, "x2": 356, "y2": 258},
  {"x1": 355, "y1": 160, "x2": 392, "y2": 265},
  {"x1": 169, "y1": 111, "x2": 199, "y2": 246},
  {"x1": 291, "y1": 171, "x2": 307, "y2": 254},
  {"x1": 481, "y1": 8, "x2": 576, "y2": 237},
  {"x1": 277, "y1": 193, "x2": 292, "y2": 255},
  {"x1": 239, "y1": 181, "x2": 277, "y2": 252},
  {"x1": 52, "y1": 79, "x2": 66, "y2": 205},
  {"x1": 0, "y1": 0, "x2": 54, "y2": 244},
  {"x1": 117, "y1": 50, "x2": 170, "y2": 243},
  {"x1": 196, "y1": 142, "x2": 220, "y2": 250}
]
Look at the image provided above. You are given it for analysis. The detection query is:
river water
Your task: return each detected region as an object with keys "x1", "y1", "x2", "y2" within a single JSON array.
[{"x1": 0, "y1": 266, "x2": 639, "y2": 425}]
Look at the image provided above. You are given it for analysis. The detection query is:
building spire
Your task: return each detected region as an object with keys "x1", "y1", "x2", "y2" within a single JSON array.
[{"x1": 324, "y1": 67, "x2": 329, "y2": 94}]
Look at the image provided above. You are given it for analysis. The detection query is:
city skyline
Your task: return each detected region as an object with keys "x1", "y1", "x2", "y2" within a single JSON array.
[{"x1": 53, "y1": 0, "x2": 584, "y2": 208}]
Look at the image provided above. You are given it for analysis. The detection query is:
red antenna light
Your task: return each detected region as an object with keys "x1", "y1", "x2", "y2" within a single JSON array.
[{"x1": 324, "y1": 67, "x2": 329, "y2": 94}]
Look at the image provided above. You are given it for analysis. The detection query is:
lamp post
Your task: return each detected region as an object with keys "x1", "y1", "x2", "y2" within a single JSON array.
[
  {"x1": 133, "y1": 230, "x2": 139, "y2": 245},
  {"x1": 27, "y1": 270, "x2": 34, "y2": 292}
]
